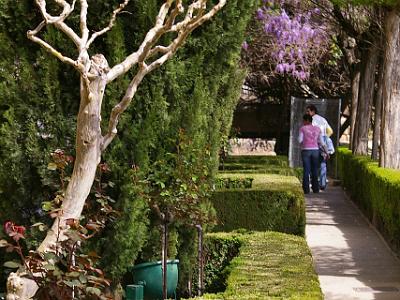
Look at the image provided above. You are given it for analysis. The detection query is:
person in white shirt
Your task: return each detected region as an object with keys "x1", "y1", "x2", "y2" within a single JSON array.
[{"x1": 306, "y1": 104, "x2": 333, "y2": 190}]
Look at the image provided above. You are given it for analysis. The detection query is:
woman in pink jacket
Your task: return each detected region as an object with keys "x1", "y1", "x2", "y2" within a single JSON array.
[{"x1": 298, "y1": 114, "x2": 328, "y2": 194}]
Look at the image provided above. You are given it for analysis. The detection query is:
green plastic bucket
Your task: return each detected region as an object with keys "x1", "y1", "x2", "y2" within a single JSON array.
[{"x1": 130, "y1": 259, "x2": 179, "y2": 300}]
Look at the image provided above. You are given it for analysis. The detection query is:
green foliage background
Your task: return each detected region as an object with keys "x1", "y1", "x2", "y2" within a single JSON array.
[{"x1": 0, "y1": 0, "x2": 257, "y2": 292}]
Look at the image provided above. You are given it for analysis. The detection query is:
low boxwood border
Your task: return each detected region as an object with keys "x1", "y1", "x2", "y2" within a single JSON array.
[
  {"x1": 221, "y1": 155, "x2": 289, "y2": 166},
  {"x1": 211, "y1": 174, "x2": 305, "y2": 235},
  {"x1": 219, "y1": 155, "x2": 297, "y2": 177},
  {"x1": 337, "y1": 147, "x2": 400, "y2": 254},
  {"x1": 194, "y1": 231, "x2": 322, "y2": 300}
]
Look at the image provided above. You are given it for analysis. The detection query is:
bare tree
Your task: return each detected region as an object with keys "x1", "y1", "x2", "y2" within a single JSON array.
[
  {"x1": 380, "y1": 8, "x2": 400, "y2": 169},
  {"x1": 6, "y1": 0, "x2": 226, "y2": 298}
]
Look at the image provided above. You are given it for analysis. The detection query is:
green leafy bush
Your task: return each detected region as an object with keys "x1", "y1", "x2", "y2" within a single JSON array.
[
  {"x1": 203, "y1": 233, "x2": 242, "y2": 294},
  {"x1": 211, "y1": 174, "x2": 305, "y2": 235},
  {"x1": 191, "y1": 231, "x2": 323, "y2": 300},
  {"x1": 215, "y1": 177, "x2": 254, "y2": 189},
  {"x1": 337, "y1": 147, "x2": 400, "y2": 254},
  {"x1": 222, "y1": 155, "x2": 290, "y2": 166},
  {"x1": 219, "y1": 155, "x2": 299, "y2": 177}
]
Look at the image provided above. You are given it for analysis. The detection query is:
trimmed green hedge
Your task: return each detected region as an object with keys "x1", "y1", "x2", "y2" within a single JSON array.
[
  {"x1": 219, "y1": 163, "x2": 296, "y2": 175},
  {"x1": 194, "y1": 231, "x2": 322, "y2": 300},
  {"x1": 222, "y1": 155, "x2": 289, "y2": 166},
  {"x1": 219, "y1": 156, "x2": 301, "y2": 178},
  {"x1": 202, "y1": 234, "x2": 242, "y2": 293},
  {"x1": 219, "y1": 155, "x2": 294, "y2": 175},
  {"x1": 337, "y1": 147, "x2": 400, "y2": 254},
  {"x1": 211, "y1": 174, "x2": 305, "y2": 235}
]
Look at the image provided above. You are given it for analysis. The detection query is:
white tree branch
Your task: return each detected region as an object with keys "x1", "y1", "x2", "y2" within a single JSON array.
[
  {"x1": 86, "y1": 0, "x2": 131, "y2": 48},
  {"x1": 35, "y1": 0, "x2": 81, "y2": 46},
  {"x1": 56, "y1": 22, "x2": 82, "y2": 47},
  {"x1": 106, "y1": 1, "x2": 175, "y2": 83},
  {"x1": 80, "y1": 0, "x2": 89, "y2": 45},
  {"x1": 106, "y1": 0, "x2": 225, "y2": 83},
  {"x1": 36, "y1": 0, "x2": 74, "y2": 23},
  {"x1": 27, "y1": 21, "x2": 82, "y2": 70},
  {"x1": 101, "y1": 64, "x2": 149, "y2": 151},
  {"x1": 164, "y1": 0, "x2": 184, "y2": 28},
  {"x1": 148, "y1": 0, "x2": 226, "y2": 71},
  {"x1": 102, "y1": 0, "x2": 226, "y2": 149}
]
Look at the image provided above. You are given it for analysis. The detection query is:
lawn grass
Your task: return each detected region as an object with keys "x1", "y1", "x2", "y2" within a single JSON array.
[{"x1": 195, "y1": 231, "x2": 322, "y2": 300}]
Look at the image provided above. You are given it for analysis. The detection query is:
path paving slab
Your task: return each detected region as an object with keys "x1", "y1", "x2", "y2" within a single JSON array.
[{"x1": 306, "y1": 185, "x2": 400, "y2": 300}]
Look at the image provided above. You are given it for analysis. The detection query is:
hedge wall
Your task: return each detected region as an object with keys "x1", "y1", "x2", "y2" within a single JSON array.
[
  {"x1": 196, "y1": 231, "x2": 322, "y2": 300},
  {"x1": 219, "y1": 155, "x2": 300, "y2": 177},
  {"x1": 337, "y1": 147, "x2": 400, "y2": 255},
  {"x1": 211, "y1": 174, "x2": 305, "y2": 235},
  {"x1": 222, "y1": 155, "x2": 290, "y2": 166}
]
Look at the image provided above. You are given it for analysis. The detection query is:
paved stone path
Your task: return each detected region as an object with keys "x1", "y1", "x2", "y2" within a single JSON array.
[{"x1": 306, "y1": 185, "x2": 400, "y2": 300}]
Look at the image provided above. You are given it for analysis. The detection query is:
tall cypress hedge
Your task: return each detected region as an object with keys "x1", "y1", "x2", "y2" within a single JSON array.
[{"x1": 0, "y1": 0, "x2": 257, "y2": 291}]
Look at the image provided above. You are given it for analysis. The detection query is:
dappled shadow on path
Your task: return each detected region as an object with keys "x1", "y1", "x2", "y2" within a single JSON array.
[{"x1": 306, "y1": 186, "x2": 400, "y2": 300}]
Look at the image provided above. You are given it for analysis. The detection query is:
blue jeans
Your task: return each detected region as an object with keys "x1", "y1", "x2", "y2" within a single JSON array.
[
  {"x1": 301, "y1": 149, "x2": 320, "y2": 193},
  {"x1": 319, "y1": 156, "x2": 327, "y2": 189}
]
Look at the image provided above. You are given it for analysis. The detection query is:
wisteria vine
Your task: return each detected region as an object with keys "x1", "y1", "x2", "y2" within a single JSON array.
[{"x1": 245, "y1": 0, "x2": 328, "y2": 81}]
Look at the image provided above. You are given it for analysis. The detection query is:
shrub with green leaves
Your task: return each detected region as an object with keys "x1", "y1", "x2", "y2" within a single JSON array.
[
  {"x1": 192, "y1": 231, "x2": 323, "y2": 300},
  {"x1": 211, "y1": 174, "x2": 305, "y2": 235},
  {"x1": 222, "y1": 155, "x2": 290, "y2": 166},
  {"x1": 202, "y1": 233, "x2": 242, "y2": 294},
  {"x1": 219, "y1": 155, "x2": 298, "y2": 176},
  {"x1": 215, "y1": 177, "x2": 254, "y2": 189},
  {"x1": 337, "y1": 147, "x2": 400, "y2": 254}
]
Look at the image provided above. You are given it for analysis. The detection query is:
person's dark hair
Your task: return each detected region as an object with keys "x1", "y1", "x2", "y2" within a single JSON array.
[
  {"x1": 306, "y1": 104, "x2": 317, "y2": 114},
  {"x1": 303, "y1": 114, "x2": 313, "y2": 123}
]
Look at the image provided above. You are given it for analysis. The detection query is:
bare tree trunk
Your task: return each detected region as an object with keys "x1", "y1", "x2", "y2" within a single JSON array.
[
  {"x1": 340, "y1": 36, "x2": 361, "y2": 151},
  {"x1": 7, "y1": 58, "x2": 107, "y2": 300},
  {"x1": 352, "y1": 42, "x2": 379, "y2": 155},
  {"x1": 349, "y1": 71, "x2": 360, "y2": 149},
  {"x1": 39, "y1": 67, "x2": 106, "y2": 252},
  {"x1": 372, "y1": 52, "x2": 384, "y2": 160},
  {"x1": 276, "y1": 78, "x2": 290, "y2": 155},
  {"x1": 380, "y1": 9, "x2": 400, "y2": 169}
]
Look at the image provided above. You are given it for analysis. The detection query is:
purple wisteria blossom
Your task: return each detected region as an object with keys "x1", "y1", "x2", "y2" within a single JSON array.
[{"x1": 257, "y1": 1, "x2": 328, "y2": 81}]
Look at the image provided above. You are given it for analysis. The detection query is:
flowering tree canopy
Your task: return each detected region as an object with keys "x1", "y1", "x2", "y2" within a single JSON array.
[{"x1": 252, "y1": 0, "x2": 329, "y2": 81}]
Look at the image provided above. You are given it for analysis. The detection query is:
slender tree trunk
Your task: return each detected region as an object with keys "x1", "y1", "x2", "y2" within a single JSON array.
[
  {"x1": 372, "y1": 52, "x2": 384, "y2": 160},
  {"x1": 352, "y1": 42, "x2": 379, "y2": 155},
  {"x1": 349, "y1": 71, "x2": 360, "y2": 150},
  {"x1": 276, "y1": 78, "x2": 291, "y2": 154},
  {"x1": 40, "y1": 60, "x2": 106, "y2": 251},
  {"x1": 339, "y1": 34, "x2": 360, "y2": 151},
  {"x1": 380, "y1": 10, "x2": 400, "y2": 169},
  {"x1": 7, "y1": 57, "x2": 107, "y2": 300}
]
